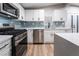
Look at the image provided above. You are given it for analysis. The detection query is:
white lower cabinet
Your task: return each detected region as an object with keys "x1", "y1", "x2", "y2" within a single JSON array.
[
  {"x1": 27, "y1": 29, "x2": 54, "y2": 43},
  {"x1": 27, "y1": 29, "x2": 71, "y2": 44},
  {"x1": 44, "y1": 30, "x2": 54, "y2": 43},
  {"x1": 0, "y1": 39, "x2": 11, "y2": 56},
  {"x1": 27, "y1": 30, "x2": 33, "y2": 43}
]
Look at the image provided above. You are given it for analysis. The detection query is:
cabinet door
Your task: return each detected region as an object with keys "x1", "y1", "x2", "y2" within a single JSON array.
[
  {"x1": 25, "y1": 10, "x2": 34, "y2": 21},
  {"x1": 34, "y1": 10, "x2": 39, "y2": 21},
  {"x1": 53, "y1": 8, "x2": 66, "y2": 21},
  {"x1": 44, "y1": 30, "x2": 54, "y2": 43},
  {"x1": 38, "y1": 9, "x2": 44, "y2": 21},
  {"x1": 25, "y1": 9, "x2": 44, "y2": 21},
  {"x1": 25, "y1": 10, "x2": 30, "y2": 21},
  {"x1": 20, "y1": 6, "x2": 25, "y2": 20},
  {"x1": 27, "y1": 30, "x2": 33, "y2": 43}
]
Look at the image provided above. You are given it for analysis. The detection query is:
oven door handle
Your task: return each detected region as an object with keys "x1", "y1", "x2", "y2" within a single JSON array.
[{"x1": 0, "y1": 44, "x2": 8, "y2": 50}]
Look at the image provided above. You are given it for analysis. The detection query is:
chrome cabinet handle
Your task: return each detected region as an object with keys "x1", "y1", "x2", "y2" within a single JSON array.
[{"x1": 0, "y1": 44, "x2": 8, "y2": 50}]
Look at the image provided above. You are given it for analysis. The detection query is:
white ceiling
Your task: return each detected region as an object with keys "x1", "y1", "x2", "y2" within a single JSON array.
[
  {"x1": 20, "y1": 3, "x2": 79, "y2": 9},
  {"x1": 20, "y1": 3, "x2": 59, "y2": 9}
]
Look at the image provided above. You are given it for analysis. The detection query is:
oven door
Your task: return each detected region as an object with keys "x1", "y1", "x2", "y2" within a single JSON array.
[{"x1": 16, "y1": 37, "x2": 27, "y2": 56}]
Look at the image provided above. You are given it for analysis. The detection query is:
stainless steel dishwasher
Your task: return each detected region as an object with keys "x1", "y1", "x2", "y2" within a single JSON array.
[{"x1": 33, "y1": 29, "x2": 44, "y2": 44}]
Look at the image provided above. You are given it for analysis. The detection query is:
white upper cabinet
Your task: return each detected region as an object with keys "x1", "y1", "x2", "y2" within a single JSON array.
[
  {"x1": 38, "y1": 9, "x2": 44, "y2": 21},
  {"x1": 33, "y1": 10, "x2": 39, "y2": 21},
  {"x1": 66, "y1": 6, "x2": 79, "y2": 14},
  {"x1": 25, "y1": 9, "x2": 44, "y2": 21},
  {"x1": 25, "y1": 10, "x2": 34, "y2": 21},
  {"x1": 13, "y1": 3, "x2": 25, "y2": 20},
  {"x1": 53, "y1": 8, "x2": 66, "y2": 21}
]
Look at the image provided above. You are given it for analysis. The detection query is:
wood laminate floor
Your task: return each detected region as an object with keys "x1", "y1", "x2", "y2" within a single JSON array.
[{"x1": 26, "y1": 44, "x2": 54, "y2": 56}]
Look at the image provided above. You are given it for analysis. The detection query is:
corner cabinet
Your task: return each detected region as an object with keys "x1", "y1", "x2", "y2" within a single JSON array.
[
  {"x1": 25, "y1": 9, "x2": 44, "y2": 21},
  {"x1": 13, "y1": 3, "x2": 25, "y2": 21}
]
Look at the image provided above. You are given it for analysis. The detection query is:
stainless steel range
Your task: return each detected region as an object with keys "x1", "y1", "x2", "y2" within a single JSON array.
[{"x1": 0, "y1": 27, "x2": 27, "y2": 56}]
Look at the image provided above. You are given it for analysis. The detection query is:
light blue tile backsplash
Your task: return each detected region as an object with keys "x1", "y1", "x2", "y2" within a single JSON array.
[
  {"x1": 0, "y1": 17, "x2": 11, "y2": 24},
  {"x1": 20, "y1": 21, "x2": 44, "y2": 28},
  {"x1": 0, "y1": 16, "x2": 21, "y2": 28},
  {"x1": 0, "y1": 16, "x2": 44, "y2": 28}
]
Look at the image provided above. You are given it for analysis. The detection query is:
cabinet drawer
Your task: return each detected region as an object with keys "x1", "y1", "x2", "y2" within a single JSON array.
[
  {"x1": 0, "y1": 44, "x2": 11, "y2": 55},
  {"x1": 0, "y1": 40, "x2": 11, "y2": 48},
  {"x1": 0, "y1": 48, "x2": 11, "y2": 56},
  {"x1": 0, "y1": 40, "x2": 11, "y2": 56}
]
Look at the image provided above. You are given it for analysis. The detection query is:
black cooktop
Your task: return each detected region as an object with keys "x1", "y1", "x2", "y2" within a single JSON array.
[{"x1": 0, "y1": 28, "x2": 27, "y2": 36}]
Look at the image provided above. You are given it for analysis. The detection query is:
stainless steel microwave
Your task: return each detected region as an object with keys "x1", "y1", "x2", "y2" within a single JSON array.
[{"x1": 0, "y1": 3, "x2": 19, "y2": 18}]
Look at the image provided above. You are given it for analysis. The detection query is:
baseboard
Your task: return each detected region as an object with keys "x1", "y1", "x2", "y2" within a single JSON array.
[
  {"x1": 44, "y1": 42, "x2": 54, "y2": 44},
  {"x1": 27, "y1": 42, "x2": 54, "y2": 44}
]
